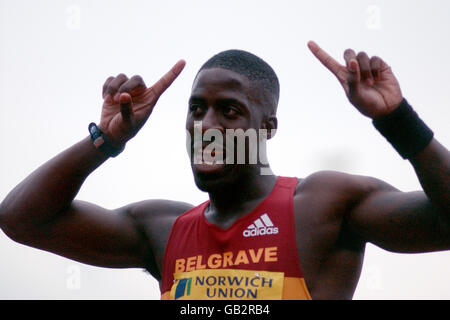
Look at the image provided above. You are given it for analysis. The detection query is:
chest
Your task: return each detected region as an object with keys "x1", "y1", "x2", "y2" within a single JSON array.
[
  {"x1": 166, "y1": 205, "x2": 301, "y2": 273},
  {"x1": 160, "y1": 201, "x2": 312, "y2": 299}
]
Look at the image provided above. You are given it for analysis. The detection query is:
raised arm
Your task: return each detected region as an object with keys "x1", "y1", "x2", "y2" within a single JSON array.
[
  {"x1": 0, "y1": 60, "x2": 190, "y2": 277},
  {"x1": 308, "y1": 41, "x2": 450, "y2": 252}
]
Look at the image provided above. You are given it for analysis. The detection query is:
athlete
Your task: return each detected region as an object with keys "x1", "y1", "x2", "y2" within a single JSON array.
[{"x1": 0, "y1": 41, "x2": 449, "y2": 300}]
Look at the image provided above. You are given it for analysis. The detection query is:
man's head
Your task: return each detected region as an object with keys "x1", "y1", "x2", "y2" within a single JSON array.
[
  {"x1": 186, "y1": 49, "x2": 280, "y2": 191},
  {"x1": 198, "y1": 49, "x2": 280, "y2": 115}
]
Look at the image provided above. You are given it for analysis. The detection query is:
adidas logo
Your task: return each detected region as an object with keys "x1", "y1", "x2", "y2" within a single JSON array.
[{"x1": 243, "y1": 213, "x2": 279, "y2": 237}]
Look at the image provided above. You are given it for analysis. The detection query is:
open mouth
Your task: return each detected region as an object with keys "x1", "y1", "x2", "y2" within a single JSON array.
[
  {"x1": 191, "y1": 142, "x2": 228, "y2": 173},
  {"x1": 193, "y1": 160, "x2": 226, "y2": 173}
]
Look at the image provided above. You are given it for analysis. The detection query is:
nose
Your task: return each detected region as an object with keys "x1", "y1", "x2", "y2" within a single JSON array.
[{"x1": 201, "y1": 108, "x2": 224, "y2": 134}]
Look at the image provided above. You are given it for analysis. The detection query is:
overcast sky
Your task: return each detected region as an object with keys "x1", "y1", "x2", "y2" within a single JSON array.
[{"x1": 1, "y1": 0, "x2": 449, "y2": 299}]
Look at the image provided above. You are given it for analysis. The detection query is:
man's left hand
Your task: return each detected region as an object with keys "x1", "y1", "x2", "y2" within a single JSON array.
[{"x1": 308, "y1": 41, "x2": 403, "y2": 119}]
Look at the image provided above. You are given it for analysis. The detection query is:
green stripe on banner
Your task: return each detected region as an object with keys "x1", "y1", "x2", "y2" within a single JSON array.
[{"x1": 186, "y1": 278, "x2": 192, "y2": 296}]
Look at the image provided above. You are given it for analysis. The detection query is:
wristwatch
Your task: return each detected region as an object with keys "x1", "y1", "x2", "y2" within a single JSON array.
[{"x1": 88, "y1": 122, "x2": 124, "y2": 157}]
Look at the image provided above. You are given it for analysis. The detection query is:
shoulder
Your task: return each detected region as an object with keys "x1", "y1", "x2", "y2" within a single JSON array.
[
  {"x1": 125, "y1": 199, "x2": 195, "y2": 225},
  {"x1": 121, "y1": 199, "x2": 195, "y2": 279},
  {"x1": 119, "y1": 199, "x2": 195, "y2": 240},
  {"x1": 297, "y1": 170, "x2": 395, "y2": 195},
  {"x1": 294, "y1": 170, "x2": 397, "y2": 213},
  {"x1": 123, "y1": 199, "x2": 195, "y2": 245}
]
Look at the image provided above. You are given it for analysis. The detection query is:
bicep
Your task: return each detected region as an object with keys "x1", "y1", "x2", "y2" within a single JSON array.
[
  {"x1": 15, "y1": 200, "x2": 147, "y2": 268},
  {"x1": 348, "y1": 183, "x2": 450, "y2": 253}
]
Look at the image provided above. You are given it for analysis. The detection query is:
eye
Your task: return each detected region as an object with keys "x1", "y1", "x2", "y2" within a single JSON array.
[
  {"x1": 189, "y1": 104, "x2": 204, "y2": 116},
  {"x1": 223, "y1": 105, "x2": 240, "y2": 117}
]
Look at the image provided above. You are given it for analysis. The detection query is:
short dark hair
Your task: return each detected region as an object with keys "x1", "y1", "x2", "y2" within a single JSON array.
[{"x1": 197, "y1": 49, "x2": 280, "y2": 114}]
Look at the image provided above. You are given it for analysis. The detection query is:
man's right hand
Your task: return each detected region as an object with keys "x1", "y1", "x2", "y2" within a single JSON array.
[
  {"x1": 0, "y1": 58, "x2": 192, "y2": 279},
  {"x1": 100, "y1": 60, "x2": 186, "y2": 148}
]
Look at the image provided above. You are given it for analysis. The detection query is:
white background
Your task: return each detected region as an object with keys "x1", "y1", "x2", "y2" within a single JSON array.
[{"x1": 0, "y1": 0, "x2": 449, "y2": 299}]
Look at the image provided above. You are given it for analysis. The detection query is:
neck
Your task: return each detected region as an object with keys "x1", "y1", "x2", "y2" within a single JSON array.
[{"x1": 205, "y1": 166, "x2": 277, "y2": 227}]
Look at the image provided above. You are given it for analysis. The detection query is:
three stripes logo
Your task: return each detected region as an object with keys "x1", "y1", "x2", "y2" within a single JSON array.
[
  {"x1": 243, "y1": 213, "x2": 279, "y2": 238},
  {"x1": 174, "y1": 277, "x2": 192, "y2": 299}
]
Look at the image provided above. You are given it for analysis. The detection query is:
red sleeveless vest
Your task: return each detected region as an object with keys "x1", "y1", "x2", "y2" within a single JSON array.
[{"x1": 161, "y1": 176, "x2": 311, "y2": 300}]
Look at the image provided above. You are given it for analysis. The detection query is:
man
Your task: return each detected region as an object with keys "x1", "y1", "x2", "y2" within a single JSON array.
[{"x1": 0, "y1": 41, "x2": 449, "y2": 300}]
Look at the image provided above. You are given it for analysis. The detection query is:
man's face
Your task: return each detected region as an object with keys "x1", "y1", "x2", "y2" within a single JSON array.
[{"x1": 186, "y1": 68, "x2": 265, "y2": 192}]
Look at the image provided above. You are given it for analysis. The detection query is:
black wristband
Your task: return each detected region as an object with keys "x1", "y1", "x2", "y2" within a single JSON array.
[
  {"x1": 88, "y1": 123, "x2": 124, "y2": 158},
  {"x1": 372, "y1": 99, "x2": 434, "y2": 159}
]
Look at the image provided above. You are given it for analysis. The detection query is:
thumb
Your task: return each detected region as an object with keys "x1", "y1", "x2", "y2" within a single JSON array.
[{"x1": 119, "y1": 92, "x2": 134, "y2": 123}]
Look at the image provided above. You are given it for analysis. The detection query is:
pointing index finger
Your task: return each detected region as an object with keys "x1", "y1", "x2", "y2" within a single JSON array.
[
  {"x1": 308, "y1": 41, "x2": 344, "y2": 78},
  {"x1": 149, "y1": 59, "x2": 186, "y2": 98}
]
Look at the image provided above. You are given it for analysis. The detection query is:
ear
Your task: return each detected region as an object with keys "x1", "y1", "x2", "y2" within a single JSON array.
[{"x1": 262, "y1": 115, "x2": 278, "y2": 139}]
